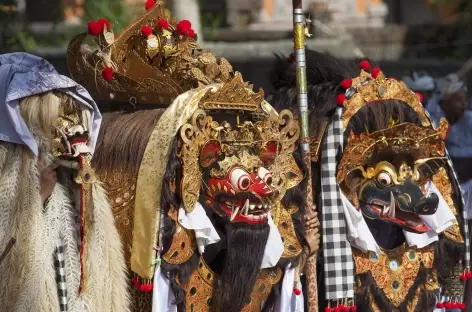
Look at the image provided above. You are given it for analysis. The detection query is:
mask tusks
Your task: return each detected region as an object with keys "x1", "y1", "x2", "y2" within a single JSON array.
[
  {"x1": 389, "y1": 192, "x2": 395, "y2": 218},
  {"x1": 230, "y1": 206, "x2": 240, "y2": 222}
]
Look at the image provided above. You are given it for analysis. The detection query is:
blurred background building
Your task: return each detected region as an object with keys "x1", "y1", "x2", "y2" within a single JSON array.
[{"x1": 0, "y1": 0, "x2": 470, "y2": 91}]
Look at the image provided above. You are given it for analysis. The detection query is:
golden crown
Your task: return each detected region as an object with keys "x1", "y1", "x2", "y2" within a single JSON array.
[
  {"x1": 67, "y1": 1, "x2": 233, "y2": 106},
  {"x1": 310, "y1": 61, "x2": 435, "y2": 163},
  {"x1": 198, "y1": 72, "x2": 265, "y2": 112},
  {"x1": 337, "y1": 118, "x2": 449, "y2": 185},
  {"x1": 337, "y1": 61, "x2": 431, "y2": 128}
]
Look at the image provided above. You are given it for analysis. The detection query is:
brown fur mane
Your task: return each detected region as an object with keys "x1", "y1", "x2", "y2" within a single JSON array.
[{"x1": 92, "y1": 109, "x2": 165, "y2": 180}]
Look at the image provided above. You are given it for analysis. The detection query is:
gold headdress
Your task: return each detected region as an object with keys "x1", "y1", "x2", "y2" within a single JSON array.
[
  {"x1": 338, "y1": 62, "x2": 431, "y2": 128},
  {"x1": 337, "y1": 118, "x2": 449, "y2": 185},
  {"x1": 311, "y1": 61, "x2": 435, "y2": 162},
  {"x1": 67, "y1": 1, "x2": 233, "y2": 106}
]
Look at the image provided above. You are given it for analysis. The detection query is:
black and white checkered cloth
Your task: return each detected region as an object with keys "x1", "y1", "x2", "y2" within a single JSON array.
[
  {"x1": 320, "y1": 107, "x2": 355, "y2": 300},
  {"x1": 55, "y1": 238, "x2": 68, "y2": 312}
]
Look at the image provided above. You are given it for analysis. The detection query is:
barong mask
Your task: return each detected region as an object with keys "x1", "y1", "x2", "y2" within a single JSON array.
[
  {"x1": 329, "y1": 67, "x2": 452, "y2": 234},
  {"x1": 179, "y1": 74, "x2": 301, "y2": 225},
  {"x1": 338, "y1": 120, "x2": 449, "y2": 233}
]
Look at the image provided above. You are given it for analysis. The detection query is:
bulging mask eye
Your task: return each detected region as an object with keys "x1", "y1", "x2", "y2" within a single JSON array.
[
  {"x1": 376, "y1": 171, "x2": 392, "y2": 187},
  {"x1": 230, "y1": 168, "x2": 251, "y2": 191},
  {"x1": 257, "y1": 167, "x2": 273, "y2": 186}
]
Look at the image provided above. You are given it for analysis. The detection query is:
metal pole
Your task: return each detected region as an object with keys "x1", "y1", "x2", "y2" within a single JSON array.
[{"x1": 292, "y1": 1, "x2": 318, "y2": 311}]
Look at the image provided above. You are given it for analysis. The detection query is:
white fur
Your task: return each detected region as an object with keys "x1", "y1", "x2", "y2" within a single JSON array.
[{"x1": 0, "y1": 143, "x2": 130, "y2": 312}]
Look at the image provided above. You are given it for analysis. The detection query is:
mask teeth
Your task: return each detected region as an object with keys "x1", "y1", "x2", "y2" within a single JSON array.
[
  {"x1": 230, "y1": 206, "x2": 240, "y2": 222},
  {"x1": 243, "y1": 199, "x2": 250, "y2": 216},
  {"x1": 388, "y1": 192, "x2": 396, "y2": 218}
]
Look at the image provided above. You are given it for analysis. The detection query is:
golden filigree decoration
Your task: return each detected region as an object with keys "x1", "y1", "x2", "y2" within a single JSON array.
[
  {"x1": 309, "y1": 119, "x2": 329, "y2": 163},
  {"x1": 99, "y1": 171, "x2": 137, "y2": 268},
  {"x1": 442, "y1": 262, "x2": 465, "y2": 297},
  {"x1": 431, "y1": 167, "x2": 464, "y2": 243},
  {"x1": 199, "y1": 73, "x2": 264, "y2": 112},
  {"x1": 179, "y1": 109, "x2": 216, "y2": 212},
  {"x1": 365, "y1": 271, "x2": 438, "y2": 311},
  {"x1": 183, "y1": 257, "x2": 282, "y2": 312},
  {"x1": 67, "y1": 2, "x2": 234, "y2": 106},
  {"x1": 221, "y1": 122, "x2": 257, "y2": 143},
  {"x1": 273, "y1": 205, "x2": 303, "y2": 259},
  {"x1": 286, "y1": 155, "x2": 303, "y2": 189},
  {"x1": 258, "y1": 110, "x2": 300, "y2": 198},
  {"x1": 342, "y1": 70, "x2": 430, "y2": 128},
  {"x1": 179, "y1": 106, "x2": 301, "y2": 211},
  {"x1": 162, "y1": 208, "x2": 197, "y2": 264},
  {"x1": 212, "y1": 149, "x2": 262, "y2": 178},
  {"x1": 353, "y1": 244, "x2": 437, "y2": 308},
  {"x1": 337, "y1": 119, "x2": 449, "y2": 185}
]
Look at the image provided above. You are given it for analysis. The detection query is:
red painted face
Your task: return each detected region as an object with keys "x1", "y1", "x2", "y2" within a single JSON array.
[{"x1": 206, "y1": 166, "x2": 276, "y2": 224}]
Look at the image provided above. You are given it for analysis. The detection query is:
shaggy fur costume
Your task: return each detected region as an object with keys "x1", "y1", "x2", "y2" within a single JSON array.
[{"x1": 0, "y1": 142, "x2": 130, "y2": 312}]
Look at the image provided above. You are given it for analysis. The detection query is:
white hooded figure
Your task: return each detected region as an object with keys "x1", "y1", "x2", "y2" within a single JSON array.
[
  {"x1": 0, "y1": 53, "x2": 130, "y2": 312},
  {"x1": 426, "y1": 73, "x2": 472, "y2": 200},
  {"x1": 402, "y1": 71, "x2": 435, "y2": 105}
]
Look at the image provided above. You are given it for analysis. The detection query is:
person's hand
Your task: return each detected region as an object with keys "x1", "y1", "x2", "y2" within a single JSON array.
[
  {"x1": 38, "y1": 151, "x2": 59, "y2": 205},
  {"x1": 304, "y1": 210, "x2": 320, "y2": 256}
]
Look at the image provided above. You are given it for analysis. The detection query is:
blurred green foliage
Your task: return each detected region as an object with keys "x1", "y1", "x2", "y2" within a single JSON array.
[
  {"x1": 83, "y1": 0, "x2": 133, "y2": 34},
  {"x1": 0, "y1": 0, "x2": 135, "y2": 53},
  {"x1": 198, "y1": 0, "x2": 224, "y2": 40}
]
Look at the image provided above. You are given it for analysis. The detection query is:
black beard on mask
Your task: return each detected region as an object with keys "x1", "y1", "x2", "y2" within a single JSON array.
[{"x1": 211, "y1": 222, "x2": 270, "y2": 312}]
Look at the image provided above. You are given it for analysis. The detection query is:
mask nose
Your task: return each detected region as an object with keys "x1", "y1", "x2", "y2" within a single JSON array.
[{"x1": 413, "y1": 193, "x2": 439, "y2": 215}]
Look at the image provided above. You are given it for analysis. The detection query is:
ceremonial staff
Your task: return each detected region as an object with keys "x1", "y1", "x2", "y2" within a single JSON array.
[{"x1": 292, "y1": 1, "x2": 318, "y2": 311}]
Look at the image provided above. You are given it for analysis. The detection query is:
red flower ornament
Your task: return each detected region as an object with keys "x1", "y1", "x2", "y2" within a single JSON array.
[
  {"x1": 177, "y1": 20, "x2": 192, "y2": 35},
  {"x1": 102, "y1": 67, "x2": 114, "y2": 81},
  {"x1": 88, "y1": 21, "x2": 102, "y2": 36},
  {"x1": 157, "y1": 18, "x2": 169, "y2": 29},
  {"x1": 97, "y1": 18, "x2": 111, "y2": 31},
  {"x1": 360, "y1": 60, "x2": 371, "y2": 71},
  {"x1": 141, "y1": 25, "x2": 153, "y2": 38},
  {"x1": 336, "y1": 94, "x2": 346, "y2": 106},
  {"x1": 145, "y1": 0, "x2": 156, "y2": 11},
  {"x1": 341, "y1": 79, "x2": 352, "y2": 89},
  {"x1": 371, "y1": 67, "x2": 381, "y2": 78},
  {"x1": 187, "y1": 28, "x2": 196, "y2": 38}
]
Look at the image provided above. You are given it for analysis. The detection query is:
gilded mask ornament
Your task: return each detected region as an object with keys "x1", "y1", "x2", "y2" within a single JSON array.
[
  {"x1": 178, "y1": 76, "x2": 300, "y2": 224},
  {"x1": 67, "y1": 2, "x2": 234, "y2": 107},
  {"x1": 52, "y1": 97, "x2": 93, "y2": 161},
  {"x1": 205, "y1": 147, "x2": 277, "y2": 224},
  {"x1": 180, "y1": 113, "x2": 289, "y2": 225},
  {"x1": 339, "y1": 120, "x2": 450, "y2": 233}
]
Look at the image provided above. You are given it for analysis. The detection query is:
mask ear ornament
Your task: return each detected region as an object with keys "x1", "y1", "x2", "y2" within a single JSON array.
[
  {"x1": 259, "y1": 140, "x2": 279, "y2": 165},
  {"x1": 180, "y1": 109, "x2": 215, "y2": 213},
  {"x1": 199, "y1": 140, "x2": 221, "y2": 168}
]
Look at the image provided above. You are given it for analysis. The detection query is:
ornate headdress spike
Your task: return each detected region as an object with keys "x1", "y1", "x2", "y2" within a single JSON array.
[
  {"x1": 198, "y1": 73, "x2": 264, "y2": 112},
  {"x1": 337, "y1": 61, "x2": 431, "y2": 128},
  {"x1": 67, "y1": 1, "x2": 234, "y2": 106}
]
